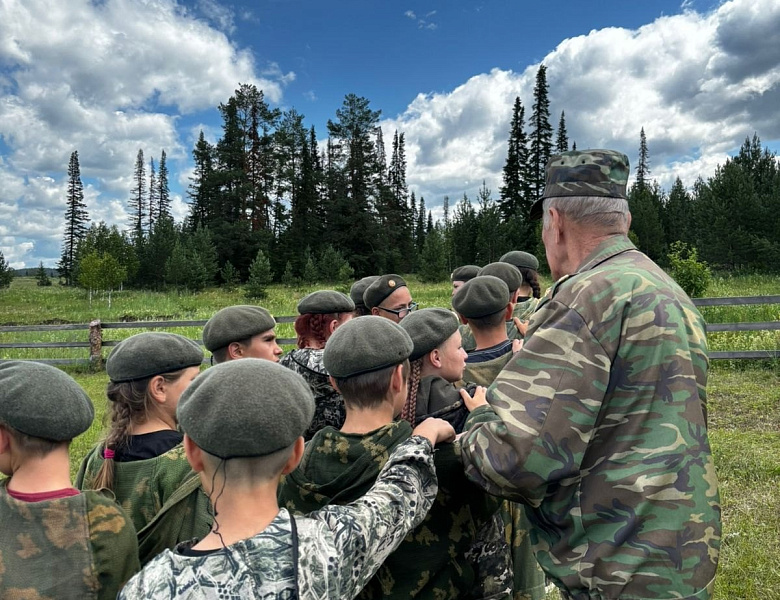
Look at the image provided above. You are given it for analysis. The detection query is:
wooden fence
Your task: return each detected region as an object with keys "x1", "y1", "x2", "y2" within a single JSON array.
[{"x1": 1, "y1": 295, "x2": 779, "y2": 366}]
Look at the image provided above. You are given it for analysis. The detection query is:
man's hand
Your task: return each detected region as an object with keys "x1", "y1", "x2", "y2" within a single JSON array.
[
  {"x1": 412, "y1": 417, "x2": 456, "y2": 447},
  {"x1": 459, "y1": 386, "x2": 488, "y2": 411},
  {"x1": 513, "y1": 317, "x2": 528, "y2": 337}
]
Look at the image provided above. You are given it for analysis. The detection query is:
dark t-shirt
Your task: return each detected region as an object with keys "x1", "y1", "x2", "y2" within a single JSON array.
[{"x1": 114, "y1": 430, "x2": 184, "y2": 462}]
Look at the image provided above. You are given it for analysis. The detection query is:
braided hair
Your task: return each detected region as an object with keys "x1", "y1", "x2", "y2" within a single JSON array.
[
  {"x1": 518, "y1": 266, "x2": 541, "y2": 299},
  {"x1": 294, "y1": 312, "x2": 342, "y2": 349},
  {"x1": 401, "y1": 358, "x2": 423, "y2": 425}
]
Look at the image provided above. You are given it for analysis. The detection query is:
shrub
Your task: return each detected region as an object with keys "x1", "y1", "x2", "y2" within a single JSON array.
[{"x1": 668, "y1": 241, "x2": 712, "y2": 298}]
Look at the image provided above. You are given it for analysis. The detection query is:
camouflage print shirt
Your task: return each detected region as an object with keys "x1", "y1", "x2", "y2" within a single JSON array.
[
  {"x1": 0, "y1": 481, "x2": 140, "y2": 600},
  {"x1": 459, "y1": 235, "x2": 721, "y2": 600},
  {"x1": 280, "y1": 348, "x2": 346, "y2": 439},
  {"x1": 119, "y1": 436, "x2": 438, "y2": 600}
]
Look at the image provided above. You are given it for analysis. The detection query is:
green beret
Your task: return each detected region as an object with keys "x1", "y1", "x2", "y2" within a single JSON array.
[
  {"x1": 499, "y1": 251, "x2": 539, "y2": 271},
  {"x1": 398, "y1": 308, "x2": 460, "y2": 362},
  {"x1": 202, "y1": 305, "x2": 276, "y2": 352},
  {"x1": 478, "y1": 262, "x2": 523, "y2": 292},
  {"x1": 452, "y1": 276, "x2": 510, "y2": 319},
  {"x1": 177, "y1": 359, "x2": 314, "y2": 459},
  {"x1": 323, "y1": 316, "x2": 413, "y2": 378},
  {"x1": 451, "y1": 265, "x2": 481, "y2": 283},
  {"x1": 107, "y1": 332, "x2": 203, "y2": 383},
  {"x1": 350, "y1": 276, "x2": 379, "y2": 309},
  {"x1": 0, "y1": 361, "x2": 94, "y2": 441},
  {"x1": 530, "y1": 149, "x2": 630, "y2": 220},
  {"x1": 363, "y1": 274, "x2": 408, "y2": 309},
  {"x1": 297, "y1": 290, "x2": 355, "y2": 315}
]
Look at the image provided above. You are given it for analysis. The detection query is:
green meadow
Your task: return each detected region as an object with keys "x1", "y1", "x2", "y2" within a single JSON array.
[{"x1": 1, "y1": 275, "x2": 779, "y2": 599}]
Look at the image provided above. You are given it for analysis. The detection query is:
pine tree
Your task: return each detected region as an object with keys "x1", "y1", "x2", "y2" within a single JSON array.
[
  {"x1": 499, "y1": 96, "x2": 532, "y2": 221},
  {"x1": 59, "y1": 150, "x2": 89, "y2": 285},
  {"x1": 129, "y1": 149, "x2": 146, "y2": 235},
  {"x1": 148, "y1": 157, "x2": 158, "y2": 231},
  {"x1": 36, "y1": 262, "x2": 52, "y2": 286},
  {"x1": 157, "y1": 150, "x2": 171, "y2": 222},
  {"x1": 529, "y1": 65, "x2": 554, "y2": 203},
  {"x1": 0, "y1": 250, "x2": 14, "y2": 289},
  {"x1": 555, "y1": 110, "x2": 569, "y2": 153}
]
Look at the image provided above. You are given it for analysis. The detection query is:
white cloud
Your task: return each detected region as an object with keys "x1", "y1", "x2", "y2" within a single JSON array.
[{"x1": 383, "y1": 0, "x2": 780, "y2": 207}]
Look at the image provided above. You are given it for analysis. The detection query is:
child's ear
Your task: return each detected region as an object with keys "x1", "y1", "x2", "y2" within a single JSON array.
[
  {"x1": 183, "y1": 434, "x2": 205, "y2": 473},
  {"x1": 429, "y1": 348, "x2": 442, "y2": 369},
  {"x1": 0, "y1": 426, "x2": 11, "y2": 456},
  {"x1": 228, "y1": 342, "x2": 243, "y2": 359},
  {"x1": 281, "y1": 437, "x2": 305, "y2": 475},
  {"x1": 504, "y1": 303, "x2": 514, "y2": 321},
  {"x1": 148, "y1": 375, "x2": 167, "y2": 403},
  {"x1": 329, "y1": 375, "x2": 341, "y2": 393},
  {"x1": 390, "y1": 363, "x2": 405, "y2": 393}
]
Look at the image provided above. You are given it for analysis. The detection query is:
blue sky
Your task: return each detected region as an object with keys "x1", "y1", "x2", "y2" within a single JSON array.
[{"x1": 1, "y1": 0, "x2": 779, "y2": 268}]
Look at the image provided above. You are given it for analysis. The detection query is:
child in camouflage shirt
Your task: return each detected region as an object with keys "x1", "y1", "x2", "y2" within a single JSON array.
[{"x1": 0, "y1": 361, "x2": 139, "y2": 599}]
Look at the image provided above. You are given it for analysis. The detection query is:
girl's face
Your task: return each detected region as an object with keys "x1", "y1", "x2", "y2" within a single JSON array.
[
  {"x1": 162, "y1": 366, "x2": 201, "y2": 419},
  {"x1": 436, "y1": 331, "x2": 468, "y2": 383}
]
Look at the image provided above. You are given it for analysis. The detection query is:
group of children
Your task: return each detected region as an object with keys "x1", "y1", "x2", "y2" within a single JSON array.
[{"x1": 0, "y1": 250, "x2": 548, "y2": 599}]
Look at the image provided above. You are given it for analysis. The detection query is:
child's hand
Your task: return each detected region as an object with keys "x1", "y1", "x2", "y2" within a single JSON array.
[
  {"x1": 511, "y1": 339, "x2": 523, "y2": 353},
  {"x1": 459, "y1": 386, "x2": 488, "y2": 412},
  {"x1": 513, "y1": 317, "x2": 528, "y2": 337},
  {"x1": 412, "y1": 418, "x2": 456, "y2": 446}
]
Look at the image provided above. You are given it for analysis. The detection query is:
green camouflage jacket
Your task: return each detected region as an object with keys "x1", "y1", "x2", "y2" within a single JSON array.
[
  {"x1": 0, "y1": 481, "x2": 140, "y2": 599},
  {"x1": 76, "y1": 443, "x2": 212, "y2": 566},
  {"x1": 459, "y1": 235, "x2": 721, "y2": 599},
  {"x1": 462, "y1": 351, "x2": 514, "y2": 387},
  {"x1": 459, "y1": 297, "x2": 535, "y2": 353},
  {"x1": 280, "y1": 348, "x2": 346, "y2": 439},
  {"x1": 119, "y1": 436, "x2": 438, "y2": 599},
  {"x1": 278, "y1": 416, "x2": 505, "y2": 600}
]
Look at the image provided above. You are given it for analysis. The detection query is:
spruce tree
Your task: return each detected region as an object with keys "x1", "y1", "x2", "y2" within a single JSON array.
[
  {"x1": 157, "y1": 150, "x2": 171, "y2": 223},
  {"x1": 188, "y1": 132, "x2": 216, "y2": 229},
  {"x1": 129, "y1": 149, "x2": 146, "y2": 235},
  {"x1": 418, "y1": 226, "x2": 448, "y2": 282},
  {"x1": 415, "y1": 196, "x2": 427, "y2": 254},
  {"x1": 499, "y1": 96, "x2": 532, "y2": 221},
  {"x1": 59, "y1": 150, "x2": 89, "y2": 285},
  {"x1": 529, "y1": 65, "x2": 554, "y2": 203},
  {"x1": 555, "y1": 111, "x2": 569, "y2": 153},
  {"x1": 0, "y1": 250, "x2": 14, "y2": 289},
  {"x1": 36, "y1": 262, "x2": 52, "y2": 286},
  {"x1": 636, "y1": 127, "x2": 650, "y2": 190},
  {"x1": 148, "y1": 157, "x2": 158, "y2": 231},
  {"x1": 245, "y1": 250, "x2": 273, "y2": 298}
]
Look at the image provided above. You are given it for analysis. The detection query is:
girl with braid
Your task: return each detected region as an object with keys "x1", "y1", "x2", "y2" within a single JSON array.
[
  {"x1": 279, "y1": 290, "x2": 354, "y2": 439},
  {"x1": 76, "y1": 332, "x2": 212, "y2": 566}
]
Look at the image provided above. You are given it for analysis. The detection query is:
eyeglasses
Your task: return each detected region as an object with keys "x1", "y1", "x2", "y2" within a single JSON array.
[{"x1": 378, "y1": 301, "x2": 418, "y2": 319}]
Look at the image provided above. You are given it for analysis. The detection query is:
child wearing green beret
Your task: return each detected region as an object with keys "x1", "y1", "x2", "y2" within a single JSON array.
[
  {"x1": 76, "y1": 332, "x2": 212, "y2": 566},
  {"x1": 0, "y1": 361, "x2": 139, "y2": 599},
  {"x1": 278, "y1": 316, "x2": 505, "y2": 600},
  {"x1": 280, "y1": 290, "x2": 354, "y2": 440},
  {"x1": 120, "y1": 359, "x2": 453, "y2": 598}
]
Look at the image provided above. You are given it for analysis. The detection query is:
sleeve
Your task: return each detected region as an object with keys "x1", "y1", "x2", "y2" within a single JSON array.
[
  {"x1": 459, "y1": 299, "x2": 611, "y2": 505},
  {"x1": 85, "y1": 494, "x2": 141, "y2": 600},
  {"x1": 309, "y1": 435, "x2": 438, "y2": 599},
  {"x1": 75, "y1": 445, "x2": 99, "y2": 489}
]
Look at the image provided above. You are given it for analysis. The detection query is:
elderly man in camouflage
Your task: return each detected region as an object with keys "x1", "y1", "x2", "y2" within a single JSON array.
[{"x1": 459, "y1": 150, "x2": 721, "y2": 600}]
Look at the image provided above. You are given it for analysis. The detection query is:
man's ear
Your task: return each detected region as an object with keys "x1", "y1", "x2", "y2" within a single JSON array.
[
  {"x1": 281, "y1": 437, "x2": 305, "y2": 475},
  {"x1": 228, "y1": 342, "x2": 243, "y2": 359},
  {"x1": 329, "y1": 375, "x2": 341, "y2": 393},
  {"x1": 183, "y1": 434, "x2": 204, "y2": 474}
]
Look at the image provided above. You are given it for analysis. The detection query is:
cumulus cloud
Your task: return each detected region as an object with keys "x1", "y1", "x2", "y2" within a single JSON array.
[
  {"x1": 383, "y1": 0, "x2": 780, "y2": 207},
  {"x1": 0, "y1": 0, "x2": 294, "y2": 267}
]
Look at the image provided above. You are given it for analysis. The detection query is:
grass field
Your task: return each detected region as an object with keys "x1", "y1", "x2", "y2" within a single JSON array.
[{"x1": 1, "y1": 275, "x2": 779, "y2": 599}]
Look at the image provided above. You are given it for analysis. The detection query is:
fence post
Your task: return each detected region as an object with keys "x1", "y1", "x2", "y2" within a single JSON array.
[{"x1": 89, "y1": 319, "x2": 103, "y2": 369}]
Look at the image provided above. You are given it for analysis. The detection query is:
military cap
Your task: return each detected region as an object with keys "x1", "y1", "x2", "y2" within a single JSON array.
[
  {"x1": 202, "y1": 305, "x2": 276, "y2": 352},
  {"x1": 323, "y1": 316, "x2": 413, "y2": 378},
  {"x1": 500, "y1": 251, "x2": 539, "y2": 271},
  {"x1": 452, "y1": 275, "x2": 511, "y2": 319},
  {"x1": 530, "y1": 149, "x2": 630, "y2": 220},
  {"x1": 297, "y1": 290, "x2": 355, "y2": 315},
  {"x1": 478, "y1": 262, "x2": 523, "y2": 292},
  {"x1": 398, "y1": 308, "x2": 460, "y2": 362},
  {"x1": 363, "y1": 274, "x2": 408, "y2": 309},
  {"x1": 177, "y1": 359, "x2": 314, "y2": 459},
  {"x1": 350, "y1": 276, "x2": 380, "y2": 310},
  {"x1": 107, "y1": 332, "x2": 203, "y2": 383},
  {"x1": 451, "y1": 265, "x2": 481, "y2": 283},
  {"x1": 0, "y1": 361, "x2": 94, "y2": 441}
]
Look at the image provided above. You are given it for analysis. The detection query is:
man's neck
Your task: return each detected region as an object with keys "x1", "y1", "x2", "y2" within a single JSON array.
[
  {"x1": 7, "y1": 447, "x2": 73, "y2": 494},
  {"x1": 340, "y1": 403, "x2": 394, "y2": 434},
  {"x1": 472, "y1": 327, "x2": 509, "y2": 351},
  {"x1": 194, "y1": 482, "x2": 281, "y2": 550}
]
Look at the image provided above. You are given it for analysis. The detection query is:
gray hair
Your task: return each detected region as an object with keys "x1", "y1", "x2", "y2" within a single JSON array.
[{"x1": 542, "y1": 196, "x2": 630, "y2": 233}]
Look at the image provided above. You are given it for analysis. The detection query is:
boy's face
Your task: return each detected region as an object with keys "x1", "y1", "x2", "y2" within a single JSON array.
[
  {"x1": 437, "y1": 331, "x2": 468, "y2": 383},
  {"x1": 242, "y1": 329, "x2": 283, "y2": 362}
]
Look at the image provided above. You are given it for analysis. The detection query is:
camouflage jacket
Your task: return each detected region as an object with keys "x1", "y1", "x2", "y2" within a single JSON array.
[
  {"x1": 462, "y1": 349, "x2": 514, "y2": 387},
  {"x1": 0, "y1": 481, "x2": 140, "y2": 599},
  {"x1": 280, "y1": 348, "x2": 346, "y2": 439},
  {"x1": 459, "y1": 235, "x2": 721, "y2": 599},
  {"x1": 119, "y1": 436, "x2": 438, "y2": 600},
  {"x1": 76, "y1": 443, "x2": 213, "y2": 566},
  {"x1": 278, "y1": 416, "x2": 505, "y2": 600}
]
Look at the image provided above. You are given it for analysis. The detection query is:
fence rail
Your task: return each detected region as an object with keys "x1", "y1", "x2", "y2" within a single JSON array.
[{"x1": 1, "y1": 295, "x2": 779, "y2": 365}]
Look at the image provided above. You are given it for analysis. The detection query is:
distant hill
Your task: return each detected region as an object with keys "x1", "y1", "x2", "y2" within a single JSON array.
[{"x1": 13, "y1": 267, "x2": 59, "y2": 277}]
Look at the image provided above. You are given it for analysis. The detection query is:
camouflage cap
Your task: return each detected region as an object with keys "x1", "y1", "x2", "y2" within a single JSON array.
[
  {"x1": 323, "y1": 316, "x2": 413, "y2": 378},
  {"x1": 177, "y1": 359, "x2": 314, "y2": 459},
  {"x1": 363, "y1": 274, "x2": 408, "y2": 309},
  {"x1": 398, "y1": 308, "x2": 460, "y2": 362},
  {"x1": 297, "y1": 290, "x2": 355, "y2": 315},
  {"x1": 478, "y1": 262, "x2": 523, "y2": 292},
  {"x1": 500, "y1": 251, "x2": 539, "y2": 271},
  {"x1": 0, "y1": 361, "x2": 94, "y2": 441},
  {"x1": 107, "y1": 332, "x2": 203, "y2": 383},
  {"x1": 530, "y1": 149, "x2": 630, "y2": 220},
  {"x1": 202, "y1": 305, "x2": 276, "y2": 352},
  {"x1": 452, "y1": 276, "x2": 510, "y2": 319},
  {"x1": 451, "y1": 265, "x2": 481, "y2": 283},
  {"x1": 350, "y1": 276, "x2": 380, "y2": 310}
]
